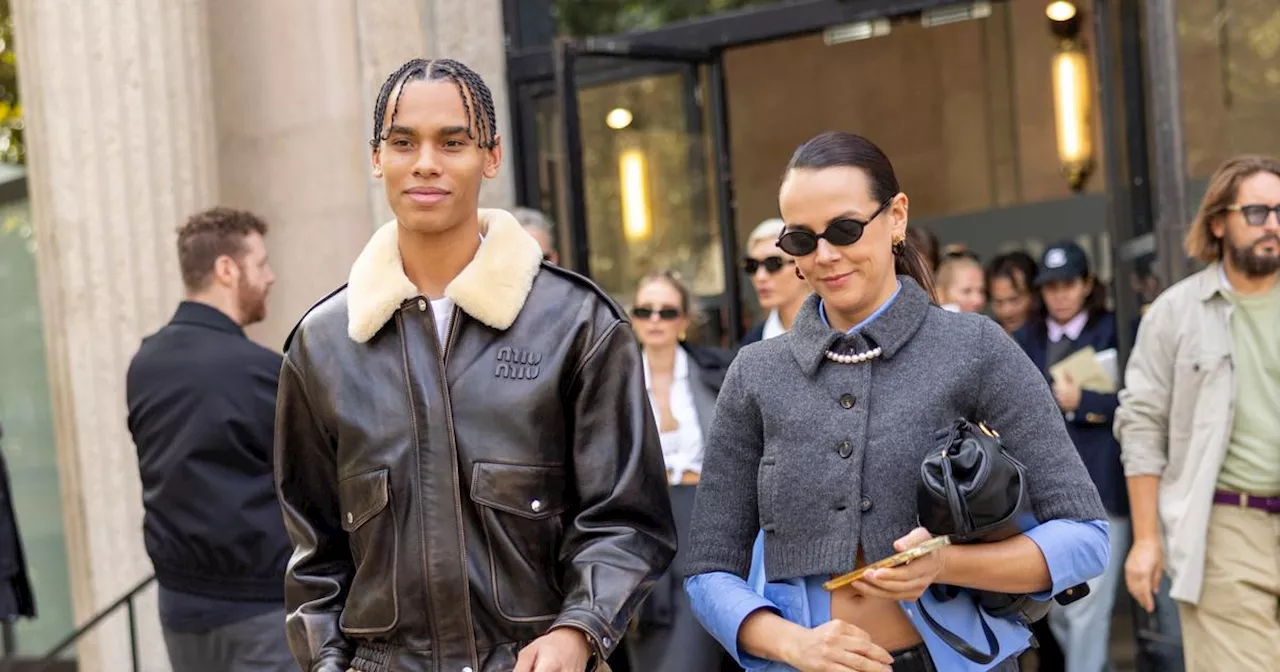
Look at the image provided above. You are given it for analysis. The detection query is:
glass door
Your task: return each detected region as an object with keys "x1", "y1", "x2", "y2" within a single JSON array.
[{"x1": 552, "y1": 39, "x2": 743, "y2": 346}]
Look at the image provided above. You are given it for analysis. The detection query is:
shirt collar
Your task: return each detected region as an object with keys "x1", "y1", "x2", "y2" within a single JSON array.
[
  {"x1": 818, "y1": 281, "x2": 902, "y2": 334},
  {"x1": 762, "y1": 309, "x2": 787, "y2": 340},
  {"x1": 642, "y1": 346, "x2": 690, "y2": 390},
  {"x1": 1047, "y1": 311, "x2": 1089, "y2": 343},
  {"x1": 171, "y1": 301, "x2": 245, "y2": 337}
]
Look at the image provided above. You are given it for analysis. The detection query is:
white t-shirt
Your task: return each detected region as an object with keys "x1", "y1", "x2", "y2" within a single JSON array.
[{"x1": 430, "y1": 297, "x2": 454, "y2": 344}]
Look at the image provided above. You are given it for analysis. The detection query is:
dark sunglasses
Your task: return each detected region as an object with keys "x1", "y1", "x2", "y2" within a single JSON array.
[
  {"x1": 1227, "y1": 204, "x2": 1280, "y2": 227},
  {"x1": 777, "y1": 197, "x2": 895, "y2": 257},
  {"x1": 631, "y1": 306, "x2": 682, "y2": 321},
  {"x1": 741, "y1": 256, "x2": 794, "y2": 275}
]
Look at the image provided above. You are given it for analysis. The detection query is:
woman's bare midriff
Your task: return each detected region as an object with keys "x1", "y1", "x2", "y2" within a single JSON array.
[{"x1": 828, "y1": 549, "x2": 923, "y2": 652}]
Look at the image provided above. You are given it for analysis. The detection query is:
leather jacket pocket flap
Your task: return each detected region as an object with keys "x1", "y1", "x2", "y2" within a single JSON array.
[
  {"x1": 339, "y1": 468, "x2": 390, "y2": 532},
  {"x1": 470, "y1": 462, "x2": 566, "y2": 520}
]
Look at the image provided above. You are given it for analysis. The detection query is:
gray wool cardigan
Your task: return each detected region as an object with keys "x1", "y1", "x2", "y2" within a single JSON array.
[{"x1": 685, "y1": 277, "x2": 1107, "y2": 581}]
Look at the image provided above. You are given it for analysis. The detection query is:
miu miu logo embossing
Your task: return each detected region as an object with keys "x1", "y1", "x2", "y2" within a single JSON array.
[{"x1": 495, "y1": 347, "x2": 542, "y2": 380}]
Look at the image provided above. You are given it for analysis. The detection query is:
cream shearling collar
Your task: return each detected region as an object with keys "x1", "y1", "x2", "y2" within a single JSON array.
[{"x1": 346, "y1": 208, "x2": 544, "y2": 343}]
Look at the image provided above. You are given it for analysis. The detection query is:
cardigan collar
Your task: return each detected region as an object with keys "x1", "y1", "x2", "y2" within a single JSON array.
[{"x1": 788, "y1": 276, "x2": 932, "y2": 377}]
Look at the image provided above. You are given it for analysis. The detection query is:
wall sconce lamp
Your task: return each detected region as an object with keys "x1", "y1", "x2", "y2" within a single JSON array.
[
  {"x1": 619, "y1": 148, "x2": 651, "y2": 242},
  {"x1": 1047, "y1": 2, "x2": 1093, "y2": 192}
]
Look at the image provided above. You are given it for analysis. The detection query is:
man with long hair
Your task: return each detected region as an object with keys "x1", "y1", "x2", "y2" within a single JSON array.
[{"x1": 1117, "y1": 155, "x2": 1280, "y2": 671}]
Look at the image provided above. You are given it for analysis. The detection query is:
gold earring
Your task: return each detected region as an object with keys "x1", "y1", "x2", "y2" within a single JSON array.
[
  {"x1": 679, "y1": 330, "x2": 687, "y2": 341},
  {"x1": 892, "y1": 234, "x2": 906, "y2": 245}
]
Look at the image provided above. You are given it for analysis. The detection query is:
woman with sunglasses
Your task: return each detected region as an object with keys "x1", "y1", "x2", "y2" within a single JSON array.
[
  {"x1": 741, "y1": 218, "x2": 811, "y2": 346},
  {"x1": 684, "y1": 132, "x2": 1110, "y2": 671},
  {"x1": 626, "y1": 270, "x2": 734, "y2": 672}
]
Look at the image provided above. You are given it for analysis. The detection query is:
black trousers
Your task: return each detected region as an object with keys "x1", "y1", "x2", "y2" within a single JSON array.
[{"x1": 625, "y1": 484, "x2": 729, "y2": 672}]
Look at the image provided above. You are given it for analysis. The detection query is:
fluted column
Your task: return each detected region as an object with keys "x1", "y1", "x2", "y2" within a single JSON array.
[{"x1": 12, "y1": 0, "x2": 217, "y2": 669}]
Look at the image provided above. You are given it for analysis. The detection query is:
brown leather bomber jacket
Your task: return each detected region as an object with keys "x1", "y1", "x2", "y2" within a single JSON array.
[{"x1": 274, "y1": 210, "x2": 677, "y2": 672}]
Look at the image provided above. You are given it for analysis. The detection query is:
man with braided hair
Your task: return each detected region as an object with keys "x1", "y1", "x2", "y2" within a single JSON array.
[{"x1": 274, "y1": 58, "x2": 676, "y2": 672}]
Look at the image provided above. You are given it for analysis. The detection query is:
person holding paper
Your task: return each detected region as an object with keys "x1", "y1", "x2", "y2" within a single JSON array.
[{"x1": 1011, "y1": 242, "x2": 1128, "y2": 672}]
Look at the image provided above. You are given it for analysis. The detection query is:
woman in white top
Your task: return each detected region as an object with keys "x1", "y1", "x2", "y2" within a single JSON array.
[
  {"x1": 741, "y1": 219, "x2": 812, "y2": 345},
  {"x1": 627, "y1": 270, "x2": 734, "y2": 672}
]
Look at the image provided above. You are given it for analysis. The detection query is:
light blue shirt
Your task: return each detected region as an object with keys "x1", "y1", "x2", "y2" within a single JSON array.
[
  {"x1": 684, "y1": 281, "x2": 1111, "y2": 670},
  {"x1": 686, "y1": 520, "x2": 1109, "y2": 671}
]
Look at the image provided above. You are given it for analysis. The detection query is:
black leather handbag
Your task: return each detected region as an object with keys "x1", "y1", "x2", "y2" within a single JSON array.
[{"x1": 916, "y1": 418, "x2": 1088, "y2": 664}]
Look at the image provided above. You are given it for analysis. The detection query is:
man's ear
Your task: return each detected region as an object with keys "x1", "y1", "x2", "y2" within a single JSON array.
[
  {"x1": 482, "y1": 134, "x2": 503, "y2": 180},
  {"x1": 371, "y1": 145, "x2": 384, "y2": 179},
  {"x1": 211, "y1": 254, "x2": 240, "y2": 288}
]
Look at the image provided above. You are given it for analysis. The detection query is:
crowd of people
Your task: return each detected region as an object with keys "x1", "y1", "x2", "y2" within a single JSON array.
[{"x1": 120, "y1": 56, "x2": 1279, "y2": 672}]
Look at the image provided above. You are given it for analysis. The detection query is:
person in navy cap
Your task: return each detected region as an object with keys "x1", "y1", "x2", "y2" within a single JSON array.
[{"x1": 1012, "y1": 241, "x2": 1128, "y2": 672}]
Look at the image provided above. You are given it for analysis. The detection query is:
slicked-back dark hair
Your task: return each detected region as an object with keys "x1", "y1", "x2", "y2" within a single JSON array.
[
  {"x1": 370, "y1": 58, "x2": 498, "y2": 150},
  {"x1": 785, "y1": 131, "x2": 936, "y2": 301}
]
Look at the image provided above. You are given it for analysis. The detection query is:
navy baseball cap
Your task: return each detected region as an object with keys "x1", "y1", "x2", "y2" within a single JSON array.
[{"x1": 1035, "y1": 242, "x2": 1090, "y2": 286}]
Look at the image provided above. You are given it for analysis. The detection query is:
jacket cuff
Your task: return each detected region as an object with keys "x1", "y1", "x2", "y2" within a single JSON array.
[
  {"x1": 1119, "y1": 440, "x2": 1168, "y2": 477},
  {"x1": 1072, "y1": 391, "x2": 1114, "y2": 425},
  {"x1": 310, "y1": 656, "x2": 351, "y2": 672},
  {"x1": 551, "y1": 608, "x2": 617, "y2": 664}
]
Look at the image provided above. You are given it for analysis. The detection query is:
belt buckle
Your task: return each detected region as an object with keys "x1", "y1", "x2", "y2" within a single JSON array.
[{"x1": 1239, "y1": 492, "x2": 1249, "y2": 509}]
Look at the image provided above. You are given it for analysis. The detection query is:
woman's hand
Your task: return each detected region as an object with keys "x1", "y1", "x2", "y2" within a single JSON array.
[
  {"x1": 1052, "y1": 372, "x2": 1082, "y2": 413},
  {"x1": 780, "y1": 619, "x2": 894, "y2": 672},
  {"x1": 850, "y1": 527, "x2": 946, "y2": 602}
]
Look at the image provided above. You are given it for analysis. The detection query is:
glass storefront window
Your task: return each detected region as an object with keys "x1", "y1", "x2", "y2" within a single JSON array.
[
  {"x1": 529, "y1": 0, "x2": 1130, "y2": 338},
  {"x1": 567, "y1": 63, "x2": 726, "y2": 326},
  {"x1": 554, "y1": 0, "x2": 800, "y2": 37},
  {"x1": 1177, "y1": 0, "x2": 1280, "y2": 183},
  {"x1": 0, "y1": 192, "x2": 75, "y2": 658}
]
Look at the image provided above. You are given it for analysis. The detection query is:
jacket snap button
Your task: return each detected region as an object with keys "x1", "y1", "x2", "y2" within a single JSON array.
[
  {"x1": 530, "y1": 499, "x2": 543, "y2": 512},
  {"x1": 417, "y1": 298, "x2": 427, "y2": 311},
  {"x1": 838, "y1": 441, "x2": 853, "y2": 458},
  {"x1": 462, "y1": 667, "x2": 473, "y2": 672},
  {"x1": 603, "y1": 636, "x2": 612, "y2": 648},
  {"x1": 839, "y1": 394, "x2": 855, "y2": 409},
  {"x1": 860, "y1": 497, "x2": 873, "y2": 512},
  {"x1": 346, "y1": 512, "x2": 353, "y2": 525}
]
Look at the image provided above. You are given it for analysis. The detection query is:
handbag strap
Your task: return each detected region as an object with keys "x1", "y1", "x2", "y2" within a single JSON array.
[
  {"x1": 939, "y1": 454, "x2": 969, "y2": 534},
  {"x1": 918, "y1": 594, "x2": 1000, "y2": 665}
]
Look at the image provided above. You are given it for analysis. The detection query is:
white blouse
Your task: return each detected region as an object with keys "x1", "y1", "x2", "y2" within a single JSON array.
[{"x1": 643, "y1": 347, "x2": 704, "y2": 485}]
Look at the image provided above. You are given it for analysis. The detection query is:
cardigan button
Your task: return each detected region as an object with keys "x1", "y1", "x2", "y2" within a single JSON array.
[
  {"x1": 860, "y1": 496, "x2": 873, "y2": 512},
  {"x1": 839, "y1": 394, "x2": 856, "y2": 409},
  {"x1": 838, "y1": 441, "x2": 853, "y2": 458}
]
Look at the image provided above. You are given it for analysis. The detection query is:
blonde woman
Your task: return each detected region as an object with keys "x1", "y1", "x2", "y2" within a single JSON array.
[
  {"x1": 627, "y1": 270, "x2": 734, "y2": 671},
  {"x1": 742, "y1": 219, "x2": 811, "y2": 344}
]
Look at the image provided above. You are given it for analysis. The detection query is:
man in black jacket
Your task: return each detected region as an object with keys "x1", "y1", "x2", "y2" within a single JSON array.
[
  {"x1": 275, "y1": 58, "x2": 677, "y2": 672},
  {"x1": 126, "y1": 207, "x2": 291, "y2": 671}
]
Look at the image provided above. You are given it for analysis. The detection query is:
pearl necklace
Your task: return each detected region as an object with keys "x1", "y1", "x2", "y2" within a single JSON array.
[{"x1": 824, "y1": 346, "x2": 883, "y2": 365}]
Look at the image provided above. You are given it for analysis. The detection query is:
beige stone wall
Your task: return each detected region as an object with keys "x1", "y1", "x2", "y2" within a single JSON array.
[{"x1": 206, "y1": 0, "x2": 376, "y2": 350}]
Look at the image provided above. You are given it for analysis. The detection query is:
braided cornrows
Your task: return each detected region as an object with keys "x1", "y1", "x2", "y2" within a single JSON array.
[{"x1": 369, "y1": 58, "x2": 499, "y2": 150}]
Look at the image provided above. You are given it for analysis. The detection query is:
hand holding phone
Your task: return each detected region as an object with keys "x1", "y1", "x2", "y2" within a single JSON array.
[{"x1": 823, "y1": 534, "x2": 951, "y2": 591}]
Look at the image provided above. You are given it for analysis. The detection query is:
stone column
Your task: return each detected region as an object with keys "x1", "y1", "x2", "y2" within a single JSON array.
[
  {"x1": 12, "y1": 0, "x2": 218, "y2": 669},
  {"x1": 206, "y1": 0, "x2": 376, "y2": 349},
  {"x1": 356, "y1": 0, "x2": 517, "y2": 223}
]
